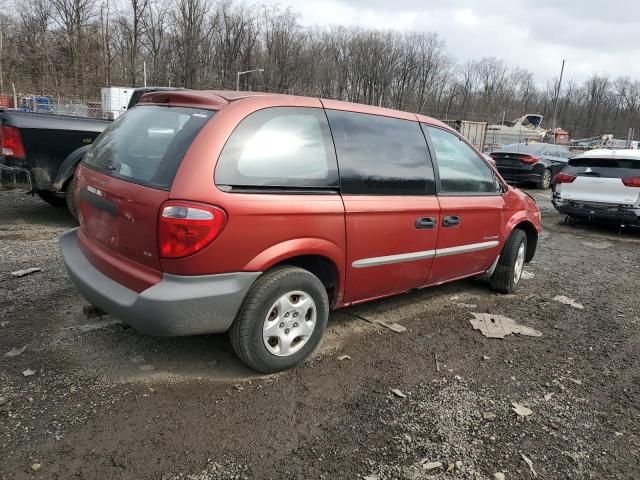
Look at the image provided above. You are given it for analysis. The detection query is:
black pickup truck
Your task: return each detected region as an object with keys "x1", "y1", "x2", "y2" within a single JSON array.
[
  {"x1": 0, "y1": 87, "x2": 180, "y2": 217},
  {"x1": 0, "y1": 111, "x2": 109, "y2": 215}
]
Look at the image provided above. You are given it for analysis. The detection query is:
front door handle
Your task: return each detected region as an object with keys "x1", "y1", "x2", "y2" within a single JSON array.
[
  {"x1": 443, "y1": 215, "x2": 460, "y2": 227},
  {"x1": 415, "y1": 217, "x2": 436, "y2": 229}
]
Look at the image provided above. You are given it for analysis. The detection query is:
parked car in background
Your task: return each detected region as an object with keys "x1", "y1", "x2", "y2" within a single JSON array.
[
  {"x1": 482, "y1": 153, "x2": 495, "y2": 166},
  {"x1": 59, "y1": 90, "x2": 542, "y2": 373},
  {"x1": 0, "y1": 87, "x2": 180, "y2": 217},
  {"x1": 552, "y1": 149, "x2": 640, "y2": 225},
  {"x1": 490, "y1": 142, "x2": 572, "y2": 189}
]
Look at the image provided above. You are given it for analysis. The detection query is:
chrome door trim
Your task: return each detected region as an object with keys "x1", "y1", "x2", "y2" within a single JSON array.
[
  {"x1": 352, "y1": 250, "x2": 436, "y2": 268},
  {"x1": 351, "y1": 240, "x2": 500, "y2": 268},
  {"x1": 434, "y1": 240, "x2": 499, "y2": 258}
]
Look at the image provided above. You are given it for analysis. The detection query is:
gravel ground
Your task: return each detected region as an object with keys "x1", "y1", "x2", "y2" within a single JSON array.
[{"x1": 1, "y1": 188, "x2": 639, "y2": 479}]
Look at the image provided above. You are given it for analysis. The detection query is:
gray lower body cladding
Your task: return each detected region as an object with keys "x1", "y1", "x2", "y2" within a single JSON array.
[{"x1": 59, "y1": 228, "x2": 261, "y2": 336}]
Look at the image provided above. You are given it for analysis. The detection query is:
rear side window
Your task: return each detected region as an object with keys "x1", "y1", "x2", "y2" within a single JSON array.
[
  {"x1": 83, "y1": 106, "x2": 213, "y2": 190},
  {"x1": 553, "y1": 147, "x2": 568, "y2": 159},
  {"x1": 425, "y1": 126, "x2": 496, "y2": 194},
  {"x1": 215, "y1": 107, "x2": 338, "y2": 190},
  {"x1": 566, "y1": 157, "x2": 640, "y2": 178},
  {"x1": 326, "y1": 110, "x2": 435, "y2": 195}
]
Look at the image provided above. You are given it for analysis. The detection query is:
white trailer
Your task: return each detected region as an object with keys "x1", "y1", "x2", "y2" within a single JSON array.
[
  {"x1": 442, "y1": 120, "x2": 488, "y2": 151},
  {"x1": 101, "y1": 87, "x2": 134, "y2": 119}
]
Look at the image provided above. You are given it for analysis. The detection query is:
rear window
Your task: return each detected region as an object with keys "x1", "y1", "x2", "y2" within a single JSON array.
[
  {"x1": 566, "y1": 157, "x2": 640, "y2": 178},
  {"x1": 83, "y1": 106, "x2": 213, "y2": 189}
]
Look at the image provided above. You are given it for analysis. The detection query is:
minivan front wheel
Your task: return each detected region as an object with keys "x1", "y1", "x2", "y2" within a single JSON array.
[
  {"x1": 490, "y1": 229, "x2": 527, "y2": 294},
  {"x1": 229, "y1": 266, "x2": 329, "y2": 373}
]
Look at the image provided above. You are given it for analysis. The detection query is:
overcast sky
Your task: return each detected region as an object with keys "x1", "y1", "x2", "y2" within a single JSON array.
[{"x1": 260, "y1": 0, "x2": 640, "y2": 85}]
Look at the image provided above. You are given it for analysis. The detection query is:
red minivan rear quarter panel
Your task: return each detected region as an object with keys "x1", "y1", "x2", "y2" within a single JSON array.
[{"x1": 164, "y1": 95, "x2": 347, "y2": 294}]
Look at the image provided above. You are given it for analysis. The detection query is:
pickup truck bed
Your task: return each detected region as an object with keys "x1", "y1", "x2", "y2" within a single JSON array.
[
  {"x1": 1, "y1": 87, "x2": 181, "y2": 216},
  {"x1": 0, "y1": 110, "x2": 109, "y2": 193}
]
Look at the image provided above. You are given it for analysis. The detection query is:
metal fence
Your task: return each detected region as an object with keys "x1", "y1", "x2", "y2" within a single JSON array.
[{"x1": 2, "y1": 88, "x2": 636, "y2": 152}]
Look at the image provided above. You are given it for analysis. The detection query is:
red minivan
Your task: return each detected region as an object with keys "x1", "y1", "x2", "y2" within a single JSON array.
[{"x1": 60, "y1": 90, "x2": 541, "y2": 372}]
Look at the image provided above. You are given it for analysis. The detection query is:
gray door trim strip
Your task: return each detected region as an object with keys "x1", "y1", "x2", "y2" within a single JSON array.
[
  {"x1": 351, "y1": 240, "x2": 500, "y2": 268},
  {"x1": 434, "y1": 240, "x2": 499, "y2": 258},
  {"x1": 352, "y1": 250, "x2": 436, "y2": 268}
]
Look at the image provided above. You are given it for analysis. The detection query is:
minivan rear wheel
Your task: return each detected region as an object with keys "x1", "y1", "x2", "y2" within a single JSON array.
[
  {"x1": 229, "y1": 266, "x2": 329, "y2": 373},
  {"x1": 490, "y1": 229, "x2": 527, "y2": 294}
]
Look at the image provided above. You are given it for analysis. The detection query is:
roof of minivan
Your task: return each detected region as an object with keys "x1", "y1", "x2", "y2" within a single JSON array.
[
  {"x1": 210, "y1": 90, "x2": 446, "y2": 125},
  {"x1": 575, "y1": 149, "x2": 640, "y2": 160},
  {"x1": 139, "y1": 89, "x2": 448, "y2": 127}
]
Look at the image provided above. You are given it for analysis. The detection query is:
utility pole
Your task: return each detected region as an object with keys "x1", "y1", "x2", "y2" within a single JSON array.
[
  {"x1": 552, "y1": 59, "x2": 565, "y2": 132},
  {"x1": 11, "y1": 81, "x2": 17, "y2": 109},
  {"x1": 143, "y1": 61, "x2": 147, "y2": 87},
  {"x1": 236, "y1": 68, "x2": 264, "y2": 91}
]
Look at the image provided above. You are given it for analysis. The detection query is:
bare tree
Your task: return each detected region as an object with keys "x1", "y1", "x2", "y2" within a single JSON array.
[
  {"x1": 99, "y1": 0, "x2": 113, "y2": 85},
  {"x1": 171, "y1": 0, "x2": 210, "y2": 87},
  {"x1": 1, "y1": 0, "x2": 639, "y2": 138},
  {"x1": 50, "y1": 0, "x2": 96, "y2": 96},
  {"x1": 210, "y1": 1, "x2": 260, "y2": 88},
  {"x1": 141, "y1": 0, "x2": 168, "y2": 85}
]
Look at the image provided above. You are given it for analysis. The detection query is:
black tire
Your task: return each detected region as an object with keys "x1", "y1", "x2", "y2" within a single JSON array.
[
  {"x1": 537, "y1": 168, "x2": 552, "y2": 189},
  {"x1": 490, "y1": 229, "x2": 527, "y2": 294},
  {"x1": 66, "y1": 175, "x2": 78, "y2": 220},
  {"x1": 36, "y1": 191, "x2": 66, "y2": 207},
  {"x1": 229, "y1": 266, "x2": 329, "y2": 373}
]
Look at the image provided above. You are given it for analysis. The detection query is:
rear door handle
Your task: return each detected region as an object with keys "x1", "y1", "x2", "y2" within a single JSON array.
[
  {"x1": 415, "y1": 217, "x2": 436, "y2": 229},
  {"x1": 443, "y1": 215, "x2": 460, "y2": 227}
]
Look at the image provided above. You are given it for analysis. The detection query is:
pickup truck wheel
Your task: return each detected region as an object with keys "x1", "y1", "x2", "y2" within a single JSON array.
[
  {"x1": 490, "y1": 229, "x2": 527, "y2": 294},
  {"x1": 36, "y1": 191, "x2": 66, "y2": 208},
  {"x1": 66, "y1": 175, "x2": 78, "y2": 219},
  {"x1": 229, "y1": 266, "x2": 329, "y2": 373},
  {"x1": 537, "y1": 169, "x2": 552, "y2": 189}
]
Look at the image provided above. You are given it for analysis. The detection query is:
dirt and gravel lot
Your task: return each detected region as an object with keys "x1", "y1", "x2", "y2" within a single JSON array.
[{"x1": 1, "y1": 188, "x2": 639, "y2": 480}]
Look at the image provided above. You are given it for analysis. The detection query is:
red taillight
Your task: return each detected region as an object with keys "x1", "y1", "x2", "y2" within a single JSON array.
[
  {"x1": 553, "y1": 172, "x2": 577, "y2": 184},
  {"x1": 158, "y1": 202, "x2": 227, "y2": 259},
  {"x1": 1, "y1": 125, "x2": 26, "y2": 159},
  {"x1": 520, "y1": 155, "x2": 540, "y2": 164},
  {"x1": 622, "y1": 177, "x2": 640, "y2": 187}
]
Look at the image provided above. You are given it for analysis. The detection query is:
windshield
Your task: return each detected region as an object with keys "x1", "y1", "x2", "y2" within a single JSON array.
[{"x1": 83, "y1": 106, "x2": 213, "y2": 190}]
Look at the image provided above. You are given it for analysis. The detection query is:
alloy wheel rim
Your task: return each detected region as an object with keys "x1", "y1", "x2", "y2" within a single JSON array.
[
  {"x1": 543, "y1": 170, "x2": 552, "y2": 188},
  {"x1": 263, "y1": 291, "x2": 317, "y2": 357},
  {"x1": 514, "y1": 243, "x2": 526, "y2": 284}
]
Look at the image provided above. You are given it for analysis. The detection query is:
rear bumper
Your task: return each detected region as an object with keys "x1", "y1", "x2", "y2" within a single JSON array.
[
  {"x1": 60, "y1": 228, "x2": 261, "y2": 336},
  {"x1": 496, "y1": 168, "x2": 542, "y2": 184},
  {"x1": 552, "y1": 199, "x2": 640, "y2": 224},
  {"x1": 0, "y1": 163, "x2": 32, "y2": 191}
]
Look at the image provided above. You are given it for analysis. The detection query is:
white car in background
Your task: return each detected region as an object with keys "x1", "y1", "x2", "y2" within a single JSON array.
[{"x1": 552, "y1": 149, "x2": 640, "y2": 225}]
